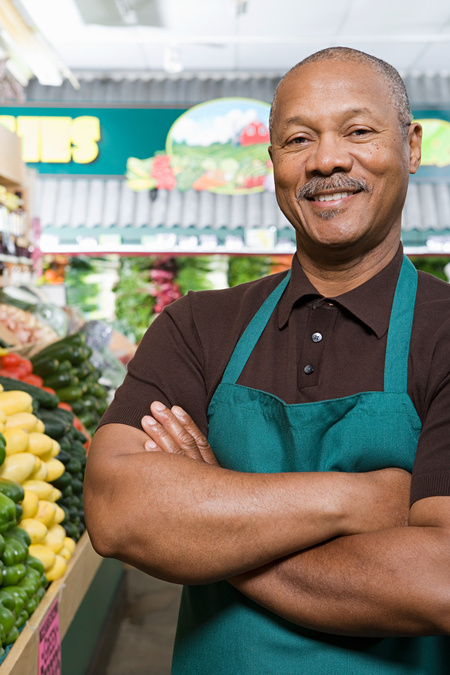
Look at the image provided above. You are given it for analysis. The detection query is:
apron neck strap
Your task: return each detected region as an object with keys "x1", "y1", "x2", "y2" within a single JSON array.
[
  {"x1": 384, "y1": 254, "x2": 418, "y2": 392},
  {"x1": 221, "y1": 272, "x2": 291, "y2": 385},
  {"x1": 220, "y1": 255, "x2": 418, "y2": 392}
]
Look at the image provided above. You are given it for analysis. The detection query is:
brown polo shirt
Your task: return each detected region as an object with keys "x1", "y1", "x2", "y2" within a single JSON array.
[{"x1": 100, "y1": 245, "x2": 450, "y2": 505}]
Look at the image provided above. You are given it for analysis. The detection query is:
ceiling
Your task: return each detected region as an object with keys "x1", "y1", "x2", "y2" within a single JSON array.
[{"x1": 16, "y1": 0, "x2": 450, "y2": 78}]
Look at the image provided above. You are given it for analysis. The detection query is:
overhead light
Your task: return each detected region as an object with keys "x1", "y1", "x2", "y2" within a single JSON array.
[
  {"x1": 74, "y1": 0, "x2": 164, "y2": 27},
  {"x1": 0, "y1": 0, "x2": 78, "y2": 88}
]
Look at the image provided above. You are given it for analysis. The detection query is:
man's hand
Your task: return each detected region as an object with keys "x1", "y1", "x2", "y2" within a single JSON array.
[{"x1": 142, "y1": 401, "x2": 219, "y2": 465}]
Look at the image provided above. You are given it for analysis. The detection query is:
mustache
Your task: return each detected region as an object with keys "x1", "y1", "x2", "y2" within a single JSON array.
[{"x1": 296, "y1": 174, "x2": 372, "y2": 201}]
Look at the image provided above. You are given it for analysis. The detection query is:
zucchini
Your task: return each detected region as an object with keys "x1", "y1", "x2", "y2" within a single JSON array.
[
  {"x1": 53, "y1": 386, "x2": 83, "y2": 403},
  {"x1": 50, "y1": 472, "x2": 72, "y2": 491},
  {"x1": 66, "y1": 458, "x2": 82, "y2": 474},
  {"x1": 71, "y1": 478, "x2": 83, "y2": 495},
  {"x1": 69, "y1": 428, "x2": 88, "y2": 444},
  {"x1": 31, "y1": 359, "x2": 59, "y2": 378},
  {"x1": 77, "y1": 412, "x2": 98, "y2": 429},
  {"x1": 50, "y1": 407, "x2": 75, "y2": 425},
  {"x1": 44, "y1": 371, "x2": 79, "y2": 390},
  {"x1": 55, "y1": 332, "x2": 86, "y2": 348},
  {"x1": 31, "y1": 342, "x2": 74, "y2": 364},
  {"x1": 70, "y1": 346, "x2": 92, "y2": 366},
  {"x1": 36, "y1": 410, "x2": 70, "y2": 440},
  {"x1": 63, "y1": 522, "x2": 79, "y2": 540},
  {"x1": 75, "y1": 364, "x2": 91, "y2": 380},
  {"x1": 55, "y1": 360, "x2": 72, "y2": 374},
  {"x1": 0, "y1": 377, "x2": 58, "y2": 409},
  {"x1": 71, "y1": 397, "x2": 96, "y2": 415},
  {"x1": 56, "y1": 450, "x2": 71, "y2": 466},
  {"x1": 86, "y1": 381, "x2": 108, "y2": 399}
]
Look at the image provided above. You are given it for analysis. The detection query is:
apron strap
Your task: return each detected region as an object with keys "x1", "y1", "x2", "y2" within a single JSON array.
[
  {"x1": 221, "y1": 272, "x2": 291, "y2": 385},
  {"x1": 220, "y1": 255, "x2": 417, "y2": 392},
  {"x1": 384, "y1": 255, "x2": 418, "y2": 393}
]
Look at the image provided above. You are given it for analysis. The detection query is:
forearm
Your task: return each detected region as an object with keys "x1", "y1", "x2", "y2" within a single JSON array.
[
  {"x1": 230, "y1": 509, "x2": 450, "y2": 636},
  {"x1": 84, "y1": 425, "x2": 403, "y2": 585}
]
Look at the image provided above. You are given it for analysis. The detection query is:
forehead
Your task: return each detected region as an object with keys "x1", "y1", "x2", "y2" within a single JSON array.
[{"x1": 274, "y1": 59, "x2": 396, "y2": 129}]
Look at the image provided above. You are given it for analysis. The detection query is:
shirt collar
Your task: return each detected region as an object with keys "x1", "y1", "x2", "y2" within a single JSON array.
[{"x1": 278, "y1": 244, "x2": 404, "y2": 339}]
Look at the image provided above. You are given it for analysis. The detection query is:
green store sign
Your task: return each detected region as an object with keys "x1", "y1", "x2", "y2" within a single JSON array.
[{"x1": 1, "y1": 105, "x2": 450, "y2": 183}]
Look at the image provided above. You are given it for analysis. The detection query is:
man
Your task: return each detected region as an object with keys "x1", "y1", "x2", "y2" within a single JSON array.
[{"x1": 84, "y1": 47, "x2": 450, "y2": 673}]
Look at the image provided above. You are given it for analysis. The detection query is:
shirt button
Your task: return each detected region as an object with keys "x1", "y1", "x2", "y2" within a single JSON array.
[
  {"x1": 304, "y1": 364, "x2": 314, "y2": 375},
  {"x1": 311, "y1": 332, "x2": 322, "y2": 343},
  {"x1": 312, "y1": 300, "x2": 319, "y2": 309}
]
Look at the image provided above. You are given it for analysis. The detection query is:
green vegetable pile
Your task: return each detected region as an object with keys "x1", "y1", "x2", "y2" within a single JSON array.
[
  {"x1": 0, "y1": 453, "x2": 47, "y2": 657},
  {"x1": 31, "y1": 332, "x2": 109, "y2": 437}
]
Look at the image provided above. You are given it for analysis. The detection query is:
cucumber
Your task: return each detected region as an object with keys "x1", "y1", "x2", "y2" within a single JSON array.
[
  {"x1": 58, "y1": 436, "x2": 71, "y2": 453},
  {"x1": 44, "y1": 370, "x2": 79, "y2": 390},
  {"x1": 56, "y1": 450, "x2": 71, "y2": 466},
  {"x1": 70, "y1": 346, "x2": 92, "y2": 366},
  {"x1": 55, "y1": 360, "x2": 72, "y2": 374},
  {"x1": 69, "y1": 428, "x2": 88, "y2": 444},
  {"x1": 51, "y1": 407, "x2": 75, "y2": 425},
  {"x1": 0, "y1": 377, "x2": 59, "y2": 409},
  {"x1": 31, "y1": 342, "x2": 75, "y2": 364},
  {"x1": 63, "y1": 522, "x2": 79, "y2": 540},
  {"x1": 50, "y1": 472, "x2": 72, "y2": 491},
  {"x1": 71, "y1": 397, "x2": 96, "y2": 415},
  {"x1": 31, "y1": 359, "x2": 60, "y2": 378},
  {"x1": 55, "y1": 332, "x2": 86, "y2": 348},
  {"x1": 66, "y1": 458, "x2": 82, "y2": 474},
  {"x1": 71, "y1": 478, "x2": 83, "y2": 495},
  {"x1": 53, "y1": 385, "x2": 83, "y2": 403},
  {"x1": 36, "y1": 410, "x2": 71, "y2": 440},
  {"x1": 75, "y1": 364, "x2": 91, "y2": 380}
]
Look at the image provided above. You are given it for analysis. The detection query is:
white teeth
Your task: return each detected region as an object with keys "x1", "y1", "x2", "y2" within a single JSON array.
[{"x1": 316, "y1": 192, "x2": 351, "y2": 202}]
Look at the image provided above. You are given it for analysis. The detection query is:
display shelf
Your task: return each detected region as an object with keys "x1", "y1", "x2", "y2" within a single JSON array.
[
  {"x1": 0, "y1": 531, "x2": 103, "y2": 675},
  {"x1": 0, "y1": 125, "x2": 24, "y2": 190}
]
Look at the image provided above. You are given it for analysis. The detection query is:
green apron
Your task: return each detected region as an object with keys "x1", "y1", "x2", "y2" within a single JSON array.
[{"x1": 171, "y1": 255, "x2": 449, "y2": 674}]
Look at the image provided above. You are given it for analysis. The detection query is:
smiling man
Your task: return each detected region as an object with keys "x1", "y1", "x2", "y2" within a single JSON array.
[{"x1": 84, "y1": 48, "x2": 450, "y2": 674}]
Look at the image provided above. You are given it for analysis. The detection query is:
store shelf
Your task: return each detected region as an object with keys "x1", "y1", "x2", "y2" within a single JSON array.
[
  {"x1": 0, "y1": 125, "x2": 24, "y2": 189},
  {"x1": 0, "y1": 531, "x2": 103, "y2": 675}
]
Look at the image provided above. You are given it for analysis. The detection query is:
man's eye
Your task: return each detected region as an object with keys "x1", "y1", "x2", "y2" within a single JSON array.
[
  {"x1": 351, "y1": 128, "x2": 371, "y2": 136},
  {"x1": 289, "y1": 136, "x2": 308, "y2": 144}
]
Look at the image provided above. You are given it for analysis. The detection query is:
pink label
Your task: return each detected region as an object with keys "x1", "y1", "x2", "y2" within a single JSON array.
[{"x1": 38, "y1": 599, "x2": 61, "y2": 675}]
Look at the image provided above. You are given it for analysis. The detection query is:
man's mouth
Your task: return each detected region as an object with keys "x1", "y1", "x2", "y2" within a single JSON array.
[
  {"x1": 297, "y1": 175, "x2": 371, "y2": 203},
  {"x1": 312, "y1": 191, "x2": 356, "y2": 202}
]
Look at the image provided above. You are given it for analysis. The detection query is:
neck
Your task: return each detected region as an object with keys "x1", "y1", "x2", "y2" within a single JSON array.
[{"x1": 296, "y1": 238, "x2": 401, "y2": 296}]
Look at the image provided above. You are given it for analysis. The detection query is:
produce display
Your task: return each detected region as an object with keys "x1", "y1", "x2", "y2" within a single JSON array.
[
  {"x1": 30, "y1": 332, "x2": 109, "y2": 437},
  {"x1": 0, "y1": 304, "x2": 59, "y2": 346},
  {"x1": 0, "y1": 327, "x2": 115, "y2": 657},
  {"x1": 0, "y1": 393, "x2": 60, "y2": 655}
]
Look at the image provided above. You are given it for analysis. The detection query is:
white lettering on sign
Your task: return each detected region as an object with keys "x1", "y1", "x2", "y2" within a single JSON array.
[{"x1": 0, "y1": 115, "x2": 101, "y2": 164}]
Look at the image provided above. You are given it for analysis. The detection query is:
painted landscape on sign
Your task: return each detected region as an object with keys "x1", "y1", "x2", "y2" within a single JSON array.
[{"x1": 126, "y1": 98, "x2": 274, "y2": 195}]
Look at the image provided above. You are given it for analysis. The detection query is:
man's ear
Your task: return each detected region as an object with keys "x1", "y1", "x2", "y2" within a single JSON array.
[
  {"x1": 408, "y1": 123, "x2": 422, "y2": 175},
  {"x1": 268, "y1": 146, "x2": 273, "y2": 162}
]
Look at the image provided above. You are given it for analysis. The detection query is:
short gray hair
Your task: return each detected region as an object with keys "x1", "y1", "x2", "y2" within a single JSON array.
[{"x1": 269, "y1": 47, "x2": 412, "y2": 141}]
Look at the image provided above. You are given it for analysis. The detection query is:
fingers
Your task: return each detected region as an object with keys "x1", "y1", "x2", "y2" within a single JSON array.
[
  {"x1": 171, "y1": 406, "x2": 219, "y2": 466},
  {"x1": 141, "y1": 402, "x2": 204, "y2": 462}
]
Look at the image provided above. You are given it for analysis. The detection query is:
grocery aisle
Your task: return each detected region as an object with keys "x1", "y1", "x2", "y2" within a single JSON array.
[{"x1": 106, "y1": 567, "x2": 182, "y2": 675}]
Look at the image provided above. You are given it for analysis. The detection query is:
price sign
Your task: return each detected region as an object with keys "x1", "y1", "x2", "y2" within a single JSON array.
[{"x1": 38, "y1": 599, "x2": 61, "y2": 675}]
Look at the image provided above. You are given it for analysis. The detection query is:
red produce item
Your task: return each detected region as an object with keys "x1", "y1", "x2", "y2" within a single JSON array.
[
  {"x1": 57, "y1": 402, "x2": 73, "y2": 412},
  {"x1": 0, "y1": 368, "x2": 20, "y2": 379},
  {"x1": 1, "y1": 353, "x2": 21, "y2": 368},
  {"x1": 21, "y1": 374, "x2": 44, "y2": 387}
]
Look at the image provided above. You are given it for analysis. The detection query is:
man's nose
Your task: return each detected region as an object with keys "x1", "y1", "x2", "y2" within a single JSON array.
[{"x1": 305, "y1": 134, "x2": 353, "y2": 175}]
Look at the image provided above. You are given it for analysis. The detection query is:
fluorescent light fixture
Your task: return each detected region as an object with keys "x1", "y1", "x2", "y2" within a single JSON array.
[{"x1": 0, "y1": 0, "x2": 78, "y2": 87}]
